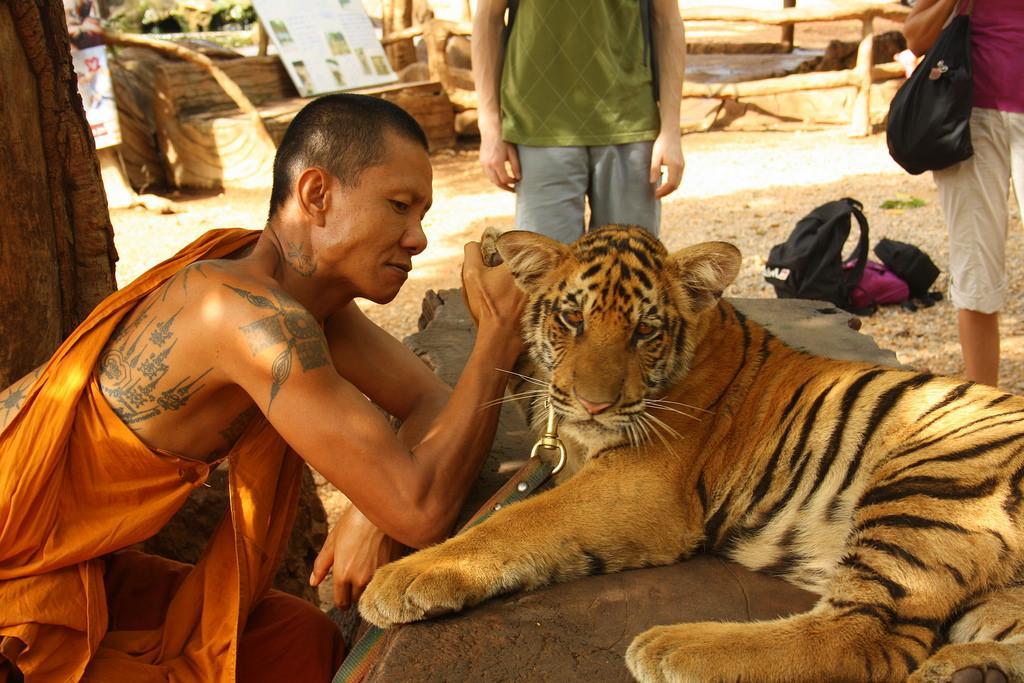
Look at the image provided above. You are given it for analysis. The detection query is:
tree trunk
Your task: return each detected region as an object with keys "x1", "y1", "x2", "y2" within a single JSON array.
[{"x1": 0, "y1": 0, "x2": 117, "y2": 388}]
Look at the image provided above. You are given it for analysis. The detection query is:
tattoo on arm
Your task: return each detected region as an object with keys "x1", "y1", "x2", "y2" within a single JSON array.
[
  {"x1": 285, "y1": 241, "x2": 317, "y2": 277},
  {"x1": 0, "y1": 366, "x2": 44, "y2": 430},
  {"x1": 225, "y1": 284, "x2": 330, "y2": 411}
]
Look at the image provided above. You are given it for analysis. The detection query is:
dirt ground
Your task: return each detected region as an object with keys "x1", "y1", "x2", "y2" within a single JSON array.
[{"x1": 111, "y1": 128, "x2": 1024, "y2": 397}]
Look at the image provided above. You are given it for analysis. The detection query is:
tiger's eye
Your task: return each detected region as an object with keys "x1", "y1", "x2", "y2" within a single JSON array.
[
  {"x1": 560, "y1": 310, "x2": 584, "y2": 329},
  {"x1": 636, "y1": 321, "x2": 656, "y2": 338}
]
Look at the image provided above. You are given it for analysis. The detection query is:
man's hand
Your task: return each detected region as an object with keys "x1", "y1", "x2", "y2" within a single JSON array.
[
  {"x1": 311, "y1": 504, "x2": 404, "y2": 610},
  {"x1": 461, "y1": 241, "x2": 527, "y2": 350},
  {"x1": 479, "y1": 125, "x2": 521, "y2": 193},
  {"x1": 650, "y1": 129, "x2": 685, "y2": 199}
]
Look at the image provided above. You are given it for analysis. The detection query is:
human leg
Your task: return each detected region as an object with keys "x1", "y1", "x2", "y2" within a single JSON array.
[
  {"x1": 934, "y1": 108, "x2": 1013, "y2": 386},
  {"x1": 237, "y1": 590, "x2": 345, "y2": 683},
  {"x1": 514, "y1": 145, "x2": 589, "y2": 243},
  {"x1": 959, "y1": 309, "x2": 1000, "y2": 386},
  {"x1": 587, "y1": 141, "x2": 660, "y2": 236},
  {"x1": 97, "y1": 550, "x2": 343, "y2": 682}
]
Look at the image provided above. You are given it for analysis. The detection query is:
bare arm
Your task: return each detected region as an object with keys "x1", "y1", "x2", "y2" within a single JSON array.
[
  {"x1": 472, "y1": 0, "x2": 520, "y2": 192},
  {"x1": 903, "y1": 0, "x2": 959, "y2": 55},
  {"x1": 219, "y1": 252, "x2": 525, "y2": 550},
  {"x1": 0, "y1": 364, "x2": 45, "y2": 432},
  {"x1": 651, "y1": 0, "x2": 686, "y2": 199}
]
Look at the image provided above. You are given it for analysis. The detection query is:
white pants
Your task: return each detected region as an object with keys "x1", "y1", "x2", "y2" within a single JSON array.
[{"x1": 934, "y1": 107, "x2": 1024, "y2": 313}]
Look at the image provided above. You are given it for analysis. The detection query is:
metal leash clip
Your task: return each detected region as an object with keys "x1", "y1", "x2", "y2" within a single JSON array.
[{"x1": 529, "y1": 398, "x2": 567, "y2": 475}]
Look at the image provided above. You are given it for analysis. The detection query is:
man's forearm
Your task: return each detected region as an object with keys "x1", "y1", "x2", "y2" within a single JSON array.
[
  {"x1": 472, "y1": 2, "x2": 506, "y2": 135},
  {"x1": 654, "y1": 0, "x2": 685, "y2": 132},
  {"x1": 405, "y1": 323, "x2": 521, "y2": 543}
]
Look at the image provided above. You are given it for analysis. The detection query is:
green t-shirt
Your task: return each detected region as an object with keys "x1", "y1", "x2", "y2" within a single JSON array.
[{"x1": 500, "y1": 0, "x2": 660, "y2": 147}]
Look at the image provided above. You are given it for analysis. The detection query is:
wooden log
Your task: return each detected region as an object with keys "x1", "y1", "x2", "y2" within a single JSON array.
[
  {"x1": 160, "y1": 81, "x2": 454, "y2": 189},
  {"x1": 109, "y1": 47, "x2": 169, "y2": 191},
  {"x1": 382, "y1": 0, "x2": 417, "y2": 71},
  {"x1": 781, "y1": 0, "x2": 796, "y2": 50},
  {"x1": 154, "y1": 55, "x2": 297, "y2": 115},
  {"x1": 105, "y1": 31, "x2": 278, "y2": 155},
  {"x1": 680, "y1": 4, "x2": 910, "y2": 25},
  {"x1": 848, "y1": 16, "x2": 876, "y2": 138}
]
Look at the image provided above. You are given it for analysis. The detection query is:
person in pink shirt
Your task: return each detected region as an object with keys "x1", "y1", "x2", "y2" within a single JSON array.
[{"x1": 904, "y1": 0, "x2": 1024, "y2": 389}]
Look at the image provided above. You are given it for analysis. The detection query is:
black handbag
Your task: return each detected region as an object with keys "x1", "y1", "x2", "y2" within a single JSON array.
[{"x1": 886, "y1": 0, "x2": 974, "y2": 175}]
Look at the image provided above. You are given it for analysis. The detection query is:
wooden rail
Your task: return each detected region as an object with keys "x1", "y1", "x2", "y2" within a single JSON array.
[{"x1": 383, "y1": 2, "x2": 912, "y2": 137}]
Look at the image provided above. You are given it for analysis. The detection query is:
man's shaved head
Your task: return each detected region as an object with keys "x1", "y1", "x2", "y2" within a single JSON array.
[{"x1": 268, "y1": 93, "x2": 428, "y2": 220}]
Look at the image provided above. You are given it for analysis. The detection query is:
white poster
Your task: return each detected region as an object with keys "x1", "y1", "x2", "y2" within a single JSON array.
[
  {"x1": 65, "y1": 0, "x2": 121, "y2": 149},
  {"x1": 253, "y1": 0, "x2": 398, "y2": 97}
]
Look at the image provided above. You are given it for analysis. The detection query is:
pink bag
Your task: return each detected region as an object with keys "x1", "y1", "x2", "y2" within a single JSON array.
[{"x1": 843, "y1": 259, "x2": 910, "y2": 311}]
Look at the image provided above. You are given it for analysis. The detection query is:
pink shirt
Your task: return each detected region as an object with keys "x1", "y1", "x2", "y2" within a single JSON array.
[{"x1": 969, "y1": 0, "x2": 1024, "y2": 113}]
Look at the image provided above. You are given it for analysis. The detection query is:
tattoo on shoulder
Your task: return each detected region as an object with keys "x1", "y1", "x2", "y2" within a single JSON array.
[
  {"x1": 99, "y1": 303, "x2": 213, "y2": 425},
  {"x1": 285, "y1": 241, "x2": 316, "y2": 277},
  {"x1": 160, "y1": 262, "x2": 210, "y2": 302},
  {"x1": 224, "y1": 284, "x2": 330, "y2": 410}
]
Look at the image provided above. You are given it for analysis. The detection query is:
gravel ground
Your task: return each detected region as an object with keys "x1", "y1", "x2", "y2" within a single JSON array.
[{"x1": 111, "y1": 128, "x2": 1024, "y2": 395}]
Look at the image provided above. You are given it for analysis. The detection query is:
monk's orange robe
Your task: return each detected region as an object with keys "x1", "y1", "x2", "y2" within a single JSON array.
[{"x1": 0, "y1": 230, "x2": 343, "y2": 682}]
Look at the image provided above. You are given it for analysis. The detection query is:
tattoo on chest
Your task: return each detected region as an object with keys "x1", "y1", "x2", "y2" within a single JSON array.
[
  {"x1": 99, "y1": 301, "x2": 213, "y2": 425},
  {"x1": 285, "y1": 241, "x2": 316, "y2": 277},
  {"x1": 225, "y1": 285, "x2": 330, "y2": 410}
]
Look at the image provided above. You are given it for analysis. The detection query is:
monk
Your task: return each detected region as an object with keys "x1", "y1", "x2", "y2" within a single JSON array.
[{"x1": 0, "y1": 94, "x2": 526, "y2": 682}]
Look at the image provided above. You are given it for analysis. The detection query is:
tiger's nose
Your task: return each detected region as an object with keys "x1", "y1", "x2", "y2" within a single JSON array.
[{"x1": 576, "y1": 390, "x2": 615, "y2": 415}]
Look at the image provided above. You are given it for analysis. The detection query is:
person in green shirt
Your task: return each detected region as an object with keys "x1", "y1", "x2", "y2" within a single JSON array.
[{"x1": 473, "y1": 0, "x2": 686, "y2": 243}]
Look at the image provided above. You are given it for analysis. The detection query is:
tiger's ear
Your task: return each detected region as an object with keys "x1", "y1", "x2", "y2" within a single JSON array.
[
  {"x1": 668, "y1": 242, "x2": 742, "y2": 311},
  {"x1": 495, "y1": 230, "x2": 571, "y2": 293}
]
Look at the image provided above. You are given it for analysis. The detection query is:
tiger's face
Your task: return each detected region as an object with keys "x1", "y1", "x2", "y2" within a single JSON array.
[{"x1": 497, "y1": 226, "x2": 741, "y2": 453}]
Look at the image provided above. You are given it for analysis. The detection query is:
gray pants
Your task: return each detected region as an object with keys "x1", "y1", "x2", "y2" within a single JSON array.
[{"x1": 514, "y1": 141, "x2": 660, "y2": 243}]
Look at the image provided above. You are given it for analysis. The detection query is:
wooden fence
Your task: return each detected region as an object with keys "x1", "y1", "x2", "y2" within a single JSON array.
[{"x1": 385, "y1": 2, "x2": 912, "y2": 137}]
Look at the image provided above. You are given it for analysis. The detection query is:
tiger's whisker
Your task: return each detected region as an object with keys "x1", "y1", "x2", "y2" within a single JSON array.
[
  {"x1": 479, "y1": 390, "x2": 549, "y2": 410},
  {"x1": 646, "y1": 404, "x2": 702, "y2": 422},
  {"x1": 647, "y1": 398, "x2": 714, "y2": 414},
  {"x1": 494, "y1": 368, "x2": 548, "y2": 387}
]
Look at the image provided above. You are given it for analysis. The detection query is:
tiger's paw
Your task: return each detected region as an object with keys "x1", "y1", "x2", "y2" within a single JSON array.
[
  {"x1": 625, "y1": 622, "x2": 739, "y2": 683},
  {"x1": 909, "y1": 643, "x2": 1011, "y2": 683},
  {"x1": 358, "y1": 552, "x2": 490, "y2": 629}
]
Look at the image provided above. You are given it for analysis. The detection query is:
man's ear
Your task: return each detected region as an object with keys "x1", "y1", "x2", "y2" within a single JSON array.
[
  {"x1": 495, "y1": 230, "x2": 571, "y2": 293},
  {"x1": 294, "y1": 167, "x2": 332, "y2": 226},
  {"x1": 667, "y1": 242, "x2": 742, "y2": 312}
]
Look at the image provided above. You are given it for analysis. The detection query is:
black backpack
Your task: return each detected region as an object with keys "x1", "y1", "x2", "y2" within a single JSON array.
[
  {"x1": 764, "y1": 198, "x2": 870, "y2": 312},
  {"x1": 874, "y1": 238, "x2": 940, "y2": 297}
]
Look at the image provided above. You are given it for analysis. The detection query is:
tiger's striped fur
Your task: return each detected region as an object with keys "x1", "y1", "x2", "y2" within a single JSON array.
[{"x1": 361, "y1": 225, "x2": 1024, "y2": 682}]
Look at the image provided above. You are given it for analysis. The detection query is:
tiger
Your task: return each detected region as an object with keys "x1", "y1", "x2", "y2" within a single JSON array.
[{"x1": 360, "y1": 224, "x2": 1024, "y2": 683}]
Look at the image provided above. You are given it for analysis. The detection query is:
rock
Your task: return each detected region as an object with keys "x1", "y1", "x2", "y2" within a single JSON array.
[{"x1": 365, "y1": 557, "x2": 818, "y2": 682}]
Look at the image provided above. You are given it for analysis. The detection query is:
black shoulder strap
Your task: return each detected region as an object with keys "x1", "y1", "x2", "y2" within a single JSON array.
[
  {"x1": 843, "y1": 198, "x2": 870, "y2": 291},
  {"x1": 504, "y1": 0, "x2": 519, "y2": 43}
]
